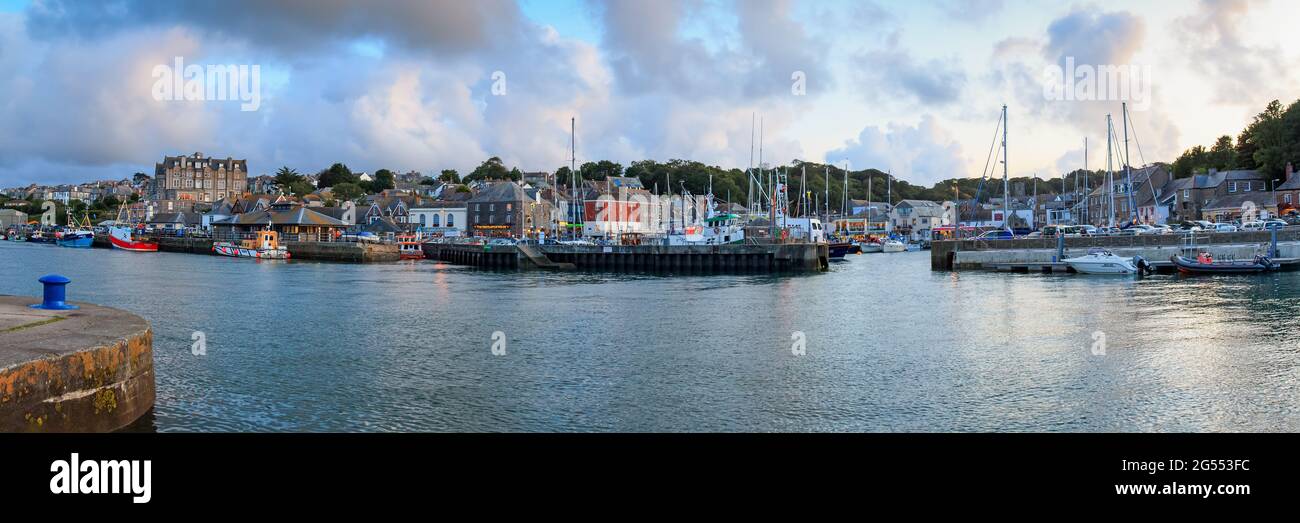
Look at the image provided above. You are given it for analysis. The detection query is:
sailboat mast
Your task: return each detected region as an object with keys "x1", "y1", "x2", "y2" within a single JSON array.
[
  {"x1": 1002, "y1": 104, "x2": 1009, "y2": 230},
  {"x1": 1122, "y1": 102, "x2": 1135, "y2": 222},
  {"x1": 1106, "y1": 114, "x2": 1114, "y2": 228}
]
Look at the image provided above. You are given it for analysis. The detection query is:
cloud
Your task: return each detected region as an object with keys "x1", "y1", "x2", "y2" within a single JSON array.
[
  {"x1": 1174, "y1": 0, "x2": 1290, "y2": 105},
  {"x1": 855, "y1": 42, "x2": 967, "y2": 105},
  {"x1": 825, "y1": 115, "x2": 968, "y2": 185},
  {"x1": 23, "y1": 0, "x2": 522, "y2": 58},
  {"x1": 939, "y1": 0, "x2": 1005, "y2": 23}
]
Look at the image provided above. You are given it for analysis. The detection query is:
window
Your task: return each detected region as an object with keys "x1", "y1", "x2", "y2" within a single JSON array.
[
  {"x1": 489, "y1": 214, "x2": 495, "y2": 224},
  {"x1": 418, "y1": 214, "x2": 426, "y2": 226},
  {"x1": 1229, "y1": 182, "x2": 1237, "y2": 193},
  {"x1": 1287, "y1": 194, "x2": 1293, "y2": 205},
  {"x1": 1184, "y1": 189, "x2": 1190, "y2": 199},
  {"x1": 505, "y1": 213, "x2": 512, "y2": 223},
  {"x1": 446, "y1": 214, "x2": 454, "y2": 227},
  {"x1": 489, "y1": 203, "x2": 495, "y2": 212},
  {"x1": 429, "y1": 214, "x2": 438, "y2": 227},
  {"x1": 1245, "y1": 183, "x2": 1252, "y2": 192}
]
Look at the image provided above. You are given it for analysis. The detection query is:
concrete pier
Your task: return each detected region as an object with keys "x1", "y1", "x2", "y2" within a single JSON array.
[
  {"x1": 932, "y1": 230, "x2": 1300, "y2": 271},
  {"x1": 423, "y1": 242, "x2": 829, "y2": 273},
  {"x1": 0, "y1": 296, "x2": 154, "y2": 432}
]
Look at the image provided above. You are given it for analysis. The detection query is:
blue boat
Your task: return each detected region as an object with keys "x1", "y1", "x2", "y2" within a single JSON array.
[{"x1": 56, "y1": 230, "x2": 94, "y2": 248}]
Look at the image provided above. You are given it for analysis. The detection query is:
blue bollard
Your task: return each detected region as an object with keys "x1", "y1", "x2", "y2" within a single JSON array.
[{"x1": 30, "y1": 274, "x2": 79, "y2": 310}]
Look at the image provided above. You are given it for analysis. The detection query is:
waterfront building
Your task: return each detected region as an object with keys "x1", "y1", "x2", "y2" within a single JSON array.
[
  {"x1": 889, "y1": 200, "x2": 947, "y2": 240},
  {"x1": 1152, "y1": 168, "x2": 1269, "y2": 223},
  {"x1": 0, "y1": 209, "x2": 27, "y2": 228},
  {"x1": 1084, "y1": 164, "x2": 1173, "y2": 225},
  {"x1": 153, "y1": 152, "x2": 248, "y2": 203},
  {"x1": 1273, "y1": 163, "x2": 1298, "y2": 216},
  {"x1": 146, "y1": 212, "x2": 202, "y2": 233},
  {"x1": 211, "y1": 200, "x2": 349, "y2": 241},
  {"x1": 468, "y1": 181, "x2": 531, "y2": 238},
  {"x1": 410, "y1": 201, "x2": 467, "y2": 237},
  {"x1": 1202, "y1": 192, "x2": 1277, "y2": 222}
]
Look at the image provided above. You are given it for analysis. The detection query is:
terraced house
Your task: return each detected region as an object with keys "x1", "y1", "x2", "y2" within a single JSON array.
[{"x1": 153, "y1": 152, "x2": 248, "y2": 203}]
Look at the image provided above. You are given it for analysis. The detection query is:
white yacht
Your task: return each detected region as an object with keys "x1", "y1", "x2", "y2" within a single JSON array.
[{"x1": 1063, "y1": 248, "x2": 1148, "y2": 274}]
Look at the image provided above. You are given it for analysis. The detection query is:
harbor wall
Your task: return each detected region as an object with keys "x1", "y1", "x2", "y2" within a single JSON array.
[
  {"x1": 932, "y1": 230, "x2": 1298, "y2": 270},
  {"x1": 92, "y1": 233, "x2": 398, "y2": 262},
  {"x1": 0, "y1": 296, "x2": 154, "y2": 432},
  {"x1": 424, "y1": 242, "x2": 829, "y2": 273}
]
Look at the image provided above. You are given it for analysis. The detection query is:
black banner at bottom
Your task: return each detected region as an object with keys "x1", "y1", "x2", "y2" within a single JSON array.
[{"x1": 2, "y1": 433, "x2": 1290, "y2": 513}]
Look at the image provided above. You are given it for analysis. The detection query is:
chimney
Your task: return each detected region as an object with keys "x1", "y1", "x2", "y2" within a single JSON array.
[{"x1": 1287, "y1": 162, "x2": 1295, "y2": 183}]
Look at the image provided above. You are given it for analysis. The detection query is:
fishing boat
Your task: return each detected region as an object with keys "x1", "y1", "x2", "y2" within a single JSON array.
[
  {"x1": 1064, "y1": 248, "x2": 1151, "y2": 275},
  {"x1": 828, "y1": 237, "x2": 853, "y2": 260},
  {"x1": 212, "y1": 229, "x2": 290, "y2": 259},
  {"x1": 397, "y1": 233, "x2": 424, "y2": 260},
  {"x1": 28, "y1": 230, "x2": 56, "y2": 244},
  {"x1": 1170, "y1": 252, "x2": 1278, "y2": 274},
  {"x1": 57, "y1": 212, "x2": 95, "y2": 248},
  {"x1": 108, "y1": 207, "x2": 158, "y2": 252},
  {"x1": 881, "y1": 239, "x2": 906, "y2": 253},
  {"x1": 55, "y1": 229, "x2": 94, "y2": 248}
]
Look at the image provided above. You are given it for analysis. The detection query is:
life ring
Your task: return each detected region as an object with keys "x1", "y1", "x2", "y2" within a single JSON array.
[{"x1": 713, "y1": 227, "x2": 721, "y2": 235}]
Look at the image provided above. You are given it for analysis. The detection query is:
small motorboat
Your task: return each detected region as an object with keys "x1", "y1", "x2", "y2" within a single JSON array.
[
  {"x1": 881, "y1": 239, "x2": 906, "y2": 253},
  {"x1": 1169, "y1": 252, "x2": 1278, "y2": 274},
  {"x1": 1064, "y1": 248, "x2": 1153, "y2": 275},
  {"x1": 828, "y1": 241, "x2": 853, "y2": 260},
  {"x1": 859, "y1": 241, "x2": 883, "y2": 253}
]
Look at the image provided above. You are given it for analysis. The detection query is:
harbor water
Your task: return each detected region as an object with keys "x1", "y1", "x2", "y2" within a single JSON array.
[{"x1": 2, "y1": 240, "x2": 1298, "y2": 432}]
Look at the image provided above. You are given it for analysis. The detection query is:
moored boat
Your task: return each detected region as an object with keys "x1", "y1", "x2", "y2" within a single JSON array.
[
  {"x1": 397, "y1": 234, "x2": 424, "y2": 260},
  {"x1": 56, "y1": 230, "x2": 94, "y2": 248},
  {"x1": 881, "y1": 239, "x2": 906, "y2": 253},
  {"x1": 1064, "y1": 248, "x2": 1151, "y2": 275},
  {"x1": 1169, "y1": 252, "x2": 1278, "y2": 274},
  {"x1": 212, "y1": 229, "x2": 290, "y2": 259},
  {"x1": 108, "y1": 225, "x2": 158, "y2": 252}
]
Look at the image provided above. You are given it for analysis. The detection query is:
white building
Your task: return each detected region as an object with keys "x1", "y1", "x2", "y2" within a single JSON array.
[
  {"x1": 410, "y1": 202, "x2": 467, "y2": 237},
  {"x1": 888, "y1": 200, "x2": 948, "y2": 241}
]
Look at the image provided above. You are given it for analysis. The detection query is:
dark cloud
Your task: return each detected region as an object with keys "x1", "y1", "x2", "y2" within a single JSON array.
[{"x1": 24, "y1": 0, "x2": 521, "y2": 57}]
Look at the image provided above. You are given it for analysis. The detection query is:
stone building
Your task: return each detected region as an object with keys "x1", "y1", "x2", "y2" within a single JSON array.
[{"x1": 153, "y1": 152, "x2": 248, "y2": 203}]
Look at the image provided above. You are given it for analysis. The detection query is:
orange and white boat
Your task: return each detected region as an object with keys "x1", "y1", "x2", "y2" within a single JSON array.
[
  {"x1": 213, "y1": 229, "x2": 290, "y2": 259},
  {"x1": 397, "y1": 233, "x2": 424, "y2": 260}
]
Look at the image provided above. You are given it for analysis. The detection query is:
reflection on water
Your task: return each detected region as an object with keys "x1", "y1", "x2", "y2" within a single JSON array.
[{"x1": 2, "y1": 241, "x2": 1298, "y2": 432}]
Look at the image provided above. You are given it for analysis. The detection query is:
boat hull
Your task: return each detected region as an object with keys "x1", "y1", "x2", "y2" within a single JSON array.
[
  {"x1": 109, "y1": 227, "x2": 158, "y2": 252},
  {"x1": 212, "y1": 242, "x2": 290, "y2": 259},
  {"x1": 1169, "y1": 255, "x2": 1276, "y2": 274},
  {"x1": 859, "y1": 243, "x2": 882, "y2": 253},
  {"x1": 828, "y1": 242, "x2": 852, "y2": 259},
  {"x1": 882, "y1": 242, "x2": 906, "y2": 253},
  {"x1": 56, "y1": 235, "x2": 94, "y2": 248}
]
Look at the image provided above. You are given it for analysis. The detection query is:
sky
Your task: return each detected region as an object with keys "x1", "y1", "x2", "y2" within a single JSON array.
[{"x1": 0, "y1": 0, "x2": 1296, "y2": 189}]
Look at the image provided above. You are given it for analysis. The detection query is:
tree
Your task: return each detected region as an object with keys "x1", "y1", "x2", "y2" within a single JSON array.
[
  {"x1": 102, "y1": 195, "x2": 121, "y2": 208},
  {"x1": 331, "y1": 182, "x2": 364, "y2": 202},
  {"x1": 317, "y1": 163, "x2": 357, "y2": 188},
  {"x1": 438, "y1": 169, "x2": 460, "y2": 183},
  {"x1": 373, "y1": 169, "x2": 396, "y2": 191},
  {"x1": 579, "y1": 160, "x2": 623, "y2": 181},
  {"x1": 465, "y1": 157, "x2": 510, "y2": 182},
  {"x1": 274, "y1": 166, "x2": 302, "y2": 186},
  {"x1": 132, "y1": 172, "x2": 150, "y2": 185},
  {"x1": 509, "y1": 167, "x2": 523, "y2": 181}
]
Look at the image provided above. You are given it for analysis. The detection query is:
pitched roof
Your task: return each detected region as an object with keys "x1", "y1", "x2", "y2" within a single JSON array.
[
  {"x1": 222, "y1": 205, "x2": 349, "y2": 227},
  {"x1": 1203, "y1": 191, "x2": 1275, "y2": 211},
  {"x1": 469, "y1": 181, "x2": 528, "y2": 202}
]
